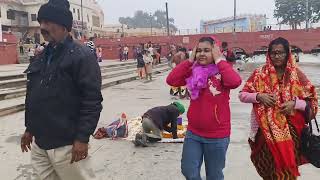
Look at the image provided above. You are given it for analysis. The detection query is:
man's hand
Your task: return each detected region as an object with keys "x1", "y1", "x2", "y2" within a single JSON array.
[
  {"x1": 21, "y1": 131, "x2": 33, "y2": 153},
  {"x1": 71, "y1": 140, "x2": 88, "y2": 164},
  {"x1": 257, "y1": 93, "x2": 276, "y2": 108},
  {"x1": 280, "y1": 101, "x2": 295, "y2": 116}
]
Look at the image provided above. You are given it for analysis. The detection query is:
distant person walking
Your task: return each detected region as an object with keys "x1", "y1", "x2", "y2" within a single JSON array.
[
  {"x1": 136, "y1": 46, "x2": 145, "y2": 79},
  {"x1": 19, "y1": 41, "x2": 24, "y2": 54},
  {"x1": 96, "y1": 46, "x2": 103, "y2": 62},
  {"x1": 123, "y1": 45, "x2": 129, "y2": 61},
  {"x1": 118, "y1": 45, "x2": 123, "y2": 61},
  {"x1": 143, "y1": 50, "x2": 153, "y2": 81},
  {"x1": 86, "y1": 37, "x2": 97, "y2": 60}
]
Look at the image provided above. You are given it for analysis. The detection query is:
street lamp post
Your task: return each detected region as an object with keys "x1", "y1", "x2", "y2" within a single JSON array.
[
  {"x1": 150, "y1": 13, "x2": 153, "y2": 36},
  {"x1": 121, "y1": 23, "x2": 124, "y2": 37},
  {"x1": 233, "y1": 0, "x2": 236, "y2": 34},
  {"x1": 166, "y1": 2, "x2": 170, "y2": 36},
  {"x1": 306, "y1": 0, "x2": 309, "y2": 31},
  {"x1": 81, "y1": 0, "x2": 84, "y2": 37}
]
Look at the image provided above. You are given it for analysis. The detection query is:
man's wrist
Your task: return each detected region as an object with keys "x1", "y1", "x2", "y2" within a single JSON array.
[
  {"x1": 74, "y1": 140, "x2": 88, "y2": 144},
  {"x1": 75, "y1": 134, "x2": 90, "y2": 143}
]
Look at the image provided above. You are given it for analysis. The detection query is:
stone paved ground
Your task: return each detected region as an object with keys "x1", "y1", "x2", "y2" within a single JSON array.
[{"x1": 0, "y1": 60, "x2": 319, "y2": 180}]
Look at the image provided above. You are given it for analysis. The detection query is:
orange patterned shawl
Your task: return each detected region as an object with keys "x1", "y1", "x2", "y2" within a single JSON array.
[{"x1": 242, "y1": 53, "x2": 318, "y2": 176}]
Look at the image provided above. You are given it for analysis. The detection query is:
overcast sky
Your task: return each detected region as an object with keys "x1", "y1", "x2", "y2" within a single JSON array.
[{"x1": 97, "y1": 0, "x2": 277, "y2": 29}]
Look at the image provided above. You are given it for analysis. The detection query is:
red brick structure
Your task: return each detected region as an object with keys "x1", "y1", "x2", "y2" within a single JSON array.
[
  {"x1": 95, "y1": 29, "x2": 320, "y2": 60},
  {"x1": 1, "y1": 29, "x2": 319, "y2": 64},
  {"x1": 0, "y1": 33, "x2": 18, "y2": 65}
]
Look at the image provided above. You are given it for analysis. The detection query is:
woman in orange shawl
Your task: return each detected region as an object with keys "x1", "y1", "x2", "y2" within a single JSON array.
[{"x1": 239, "y1": 37, "x2": 318, "y2": 179}]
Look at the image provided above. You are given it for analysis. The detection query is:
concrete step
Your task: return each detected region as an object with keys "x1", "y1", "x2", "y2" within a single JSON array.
[
  {"x1": 18, "y1": 53, "x2": 30, "y2": 64},
  {"x1": 100, "y1": 60, "x2": 168, "y2": 73},
  {"x1": 102, "y1": 65, "x2": 170, "y2": 89},
  {"x1": 0, "y1": 59, "x2": 164, "y2": 84},
  {"x1": 103, "y1": 63, "x2": 168, "y2": 79},
  {"x1": 0, "y1": 63, "x2": 170, "y2": 101},
  {"x1": 0, "y1": 59, "x2": 166, "y2": 80},
  {"x1": 101, "y1": 63, "x2": 139, "y2": 73},
  {"x1": 0, "y1": 97, "x2": 25, "y2": 117},
  {"x1": 0, "y1": 88, "x2": 26, "y2": 100},
  {"x1": 0, "y1": 65, "x2": 171, "y2": 117},
  {"x1": 0, "y1": 60, "x2": 136, "y2": 83},
  {"x1": 0, "y1": 78, "x2": 27, "y2": 89},
  {"x1": 19, "y1": 56, "x2": 30, "y2": 64},
  {"x1": 0, "y1": 61, "x2": 168, "y2": 91},
  {"x1": 0, "y1": 74, "x2": 26, "y2": 81},
  {"x1": 99, "y1": 60, "x2": 137, "y2": 68}
]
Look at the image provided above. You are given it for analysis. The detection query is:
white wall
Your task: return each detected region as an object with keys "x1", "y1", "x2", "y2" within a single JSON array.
[
  {"x1": 69, "y1": 0, "x2": 104, "y2": 29},
  {"x1": 24, "y1": 5, "x2": 42, "y2": 27},
  {"x1": 0, "y1": 0, "x2": 104, "y2": 29},
  {"x1": 0, "y1": 0, "x2": 105, "y2": 39},
  {"x1": 0, "y1": 3, "x2": 18, "y2": 26}
]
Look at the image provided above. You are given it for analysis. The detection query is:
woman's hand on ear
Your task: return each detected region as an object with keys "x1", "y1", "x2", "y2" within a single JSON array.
[
  {"x1": 189, "y1": 46, "x2": 197, "y2": 63},
  {"x1": 212, "y1": 44, "x2": 225, "y2": 64}
]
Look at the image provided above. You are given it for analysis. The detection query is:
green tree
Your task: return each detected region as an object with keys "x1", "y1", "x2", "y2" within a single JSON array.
[
  {"x1": 310, "y1": 0, "x2": 320, "y2": 23},
  {"x1": 274, "y1": 0, "x2": 306, "y2": 29},
  {"x1": 274, "y1": 0, "x2": 320, "y2": 29},
  {"x1": 119, "y1": 10, "x2": 177, "y2": 31}
]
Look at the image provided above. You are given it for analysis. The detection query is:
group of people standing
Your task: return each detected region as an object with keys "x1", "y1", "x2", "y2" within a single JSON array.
[
  {"x1": 167, "y1": 41, "x2": 236, "y2": 68},
  {"x1": 134, "y1": 42, "x2": 162, "y2": 81},
  {"x1": 118, "y1": 45, "x2": 129, "y2": 61}
]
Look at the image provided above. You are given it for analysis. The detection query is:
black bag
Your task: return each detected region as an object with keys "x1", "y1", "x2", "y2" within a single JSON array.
[{"x1": 301, "y1": 103, "x2": 320, "y2": 168}]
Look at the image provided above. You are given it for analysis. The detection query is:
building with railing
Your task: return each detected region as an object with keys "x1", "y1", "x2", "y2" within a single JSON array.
[
  {"x1": 103, "y1": 24, "x2": 173, "y2": 38},
  {"x1": 0, "y1": 0, "x2": 104, "y2": 43},
  {"x1": 200, "y1": 14, "x2": 267, "y2": 33}
]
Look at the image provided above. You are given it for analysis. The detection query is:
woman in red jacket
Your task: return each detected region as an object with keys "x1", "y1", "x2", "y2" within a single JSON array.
[{"x1": 167, "y1": 36, "x2": 242, "y2": 180}]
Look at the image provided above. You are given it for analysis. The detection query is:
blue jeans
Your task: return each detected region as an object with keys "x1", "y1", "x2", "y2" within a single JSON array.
[{"x1": 181, "y1": 131, "x2": 230, "y2": 180}]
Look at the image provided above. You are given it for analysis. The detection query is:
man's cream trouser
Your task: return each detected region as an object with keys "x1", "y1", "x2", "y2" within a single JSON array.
[{"x1": 31, "y1": 143, "x2": 96, "y2": 180}]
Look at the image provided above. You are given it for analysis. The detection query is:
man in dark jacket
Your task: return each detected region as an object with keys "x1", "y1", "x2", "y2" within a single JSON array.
[
  {"x1": 134, "y1": 102, "x2": 185, "y2": 147},
  {"x1": 20, "y1": 0, "x2": 103, "y2": 179}
]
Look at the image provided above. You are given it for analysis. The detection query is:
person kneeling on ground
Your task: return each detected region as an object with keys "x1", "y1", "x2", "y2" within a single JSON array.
[{"x1": 134, "y1": 101, "x2": 185, "y2": 147}]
